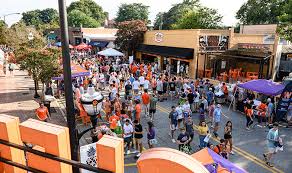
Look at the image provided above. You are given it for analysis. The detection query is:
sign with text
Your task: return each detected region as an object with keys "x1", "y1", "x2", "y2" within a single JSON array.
[
  {"x1": 154, "y1": 32, "x2": 163, "y2": 43},
  {"x1": 238, "y1": 43, "x2": 271, "y2": 52}
]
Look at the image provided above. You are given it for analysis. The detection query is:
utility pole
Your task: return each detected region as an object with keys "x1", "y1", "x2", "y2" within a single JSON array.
[{"x1": 57, "y1": 0, "x2": 80, "y2": 173}]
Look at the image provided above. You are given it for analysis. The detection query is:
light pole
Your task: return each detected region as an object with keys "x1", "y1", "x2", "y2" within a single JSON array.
[
  {"x1": 1, "y1": 13, "x2": 21, "y2": 24},
  {"x1": 58, "y1": 0, "x2": 79, "y2": 173},
  {"x1": 28, "y1": 32, "x2": 40, "y2": 99}
]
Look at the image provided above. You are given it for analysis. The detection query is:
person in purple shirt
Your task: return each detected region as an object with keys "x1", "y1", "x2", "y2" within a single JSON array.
[{"x1": 147, "y1": 121, "x2": 156, "y2": 148}]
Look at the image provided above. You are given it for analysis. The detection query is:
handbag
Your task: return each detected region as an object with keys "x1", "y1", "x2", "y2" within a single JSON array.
[
  {"x1": 149, "y1": 138, "x2": 158, "y2": 145},
  {"x1": 204, "y1": 134, "x2": 212, "y2": 143}
]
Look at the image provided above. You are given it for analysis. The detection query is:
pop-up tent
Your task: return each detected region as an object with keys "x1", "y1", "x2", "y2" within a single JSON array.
[
  {"x1": 52, "y1": 63, "x2": 90, "y2": 80},
  {"x1": 238, "y1": 79, "x2": 285, "y2": 96},
  {"x1": 97, "y1": 48, "x2": 124, "y2": 57},
  {"x1": 192, "y1": 148, "x2": 247, "y2": 173},
  {"x1": 54, "y1": 42, "x2": 74, "y2": 49}
]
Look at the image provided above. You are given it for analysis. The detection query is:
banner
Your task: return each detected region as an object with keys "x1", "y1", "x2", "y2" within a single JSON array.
[
  {"x1": 276, "y1": 81, "x2": 292, "y2": 121},
  {"x1": 80, "y1": 142, "x2": 97, "y2": 173}
]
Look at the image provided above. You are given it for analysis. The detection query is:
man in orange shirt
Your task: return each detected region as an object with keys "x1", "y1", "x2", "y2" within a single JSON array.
[
  {"x1": 257, "y1": 100, "x2": 268, "y2": 127},
  {"x1": 35, "y1": 102, "x2": 49, "y2": 122},
  {"x1": 103, "y1": 97, "x2": 112, "y2": 121},
  {"x1": 141, "y1": 89, "x2": 150, "y2": 116},
  {"x1": 109, "y1": 113, "x2": 120, "y2": 132}
]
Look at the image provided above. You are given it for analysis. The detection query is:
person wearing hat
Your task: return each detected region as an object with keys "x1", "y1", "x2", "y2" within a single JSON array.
[{"x1": 213, "y1": 104, "x2": 223, "y2": 138}]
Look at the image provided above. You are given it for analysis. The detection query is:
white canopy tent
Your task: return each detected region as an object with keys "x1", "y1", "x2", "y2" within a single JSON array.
[{"x1": 97, "y1": 48, "x2": 124, "y2": 57}]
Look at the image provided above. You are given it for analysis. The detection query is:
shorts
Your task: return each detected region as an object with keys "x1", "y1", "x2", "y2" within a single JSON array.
[
  {"x1": 178, "y1": 118, "x2": 183, "y2": 123},
  {"x1": 170, "y1": 91, "x2": 176, "y2": 95},
  {"x1": 124, "y1": 136, "x2": 132, "y2": 144},
  {"x1": 134, "y1": 89, "x2": 139, "y2": 94},
  {"x1": 149, "y1": 109, "x2": 156, "y2": 114},
  {"x1": 224, "y1": 134, "x2": 232, "y2": 139},
  {"x1": 140, "y1": 84, "x2": 144, "y2": 87},
  {"x1": 135, "y1": 138, "x2": 142, "y2": 144},
  {"x1": 152, "y1": 87, "x2": 156, "y2": 91},
  {"x1": 158, "y1": 91, "x2": 163, "y2": 95},
  {"x1": 267, "y1": 147, "x2": 276, "y2": 154},
  {"x1": 163, "y1": 90, "x2": 167, "y2": 94},
  {"x1": 215, "y1": 122, "x2": 220, "y2": 127},
  {"x1": 170, "y1": 123, "x2": 178, "y2": 130}
]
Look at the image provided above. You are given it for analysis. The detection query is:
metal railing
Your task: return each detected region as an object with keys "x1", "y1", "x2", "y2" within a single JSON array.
[{"x1": 0, "y1": 139, "x2": 112, "y2": 173}]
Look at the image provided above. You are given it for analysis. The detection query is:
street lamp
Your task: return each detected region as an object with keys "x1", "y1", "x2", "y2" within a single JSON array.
[
  {"x1": 1, "y1": 13, "x2": 21, "y2": 24},
  {"x1": 27, "y1": 32, "x2": 40, "y2": 99}
]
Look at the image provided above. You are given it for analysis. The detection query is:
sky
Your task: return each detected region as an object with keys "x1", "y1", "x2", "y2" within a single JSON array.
[{"x1": 0, "y1": 0, "x2": 246, "y2": 27}]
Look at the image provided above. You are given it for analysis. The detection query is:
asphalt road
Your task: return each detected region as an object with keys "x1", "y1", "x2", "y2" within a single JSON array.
[{"x1": 124, "y1": 99, "x2": 291, "y2": 173}]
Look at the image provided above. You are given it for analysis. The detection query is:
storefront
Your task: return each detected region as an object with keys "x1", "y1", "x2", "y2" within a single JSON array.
[{"x1": 136, "y1": 28, "x2": 281, "y2": 80}]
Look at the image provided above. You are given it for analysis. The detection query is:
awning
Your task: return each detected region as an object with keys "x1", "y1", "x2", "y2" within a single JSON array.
[
  {"x1": 89, "y1": 41, "x2": 109, "y2": 47},
  {"x1": 137, "y1": 44, "x2": 194, "y2": 59},
  {"x1": 238, "y1": 79, "x2": 285, "y2": 96},
  {"x1": 97, "y1": 48, "x2": 124, "y2": 57},
  {"x1": 52, "y1": 63, "x2": 90, "y2": 80}
]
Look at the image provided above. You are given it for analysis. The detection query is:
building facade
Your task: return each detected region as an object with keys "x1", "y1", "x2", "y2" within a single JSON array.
[{"x1": 136, "y1": 28, "x2": 282, "y2": 80}]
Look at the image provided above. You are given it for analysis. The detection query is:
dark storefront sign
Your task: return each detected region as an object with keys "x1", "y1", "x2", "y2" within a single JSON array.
[
  {"x1": 137, "y1": 44, "x2": 194, "y2": 59},
  {"x1": 199, "y1": 35, "x2": 229, "y2": 52}
]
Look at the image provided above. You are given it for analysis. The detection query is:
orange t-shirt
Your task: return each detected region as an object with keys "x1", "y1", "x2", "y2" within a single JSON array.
[
  {"x1": 36, "y1": 107, "x2": 48, "y2": 121},
  {"x1": 258, "y1": 103, "x2": 267, "y2": 116},
  {"x1": 141, "y1": 93, "x2": 150, "y2": 104},
  {"x1": 132, "y1": 66, "x2": 138, "y2": 74},
  {"x1": 135, "y1": 104, "x2": 142, "y2": 120},
  {"x1": 213, "y1": 144, "x2": 223, "y2": 154},
  {"x1": 109, "y1": 115, "x2": 120, "y2": 129}
]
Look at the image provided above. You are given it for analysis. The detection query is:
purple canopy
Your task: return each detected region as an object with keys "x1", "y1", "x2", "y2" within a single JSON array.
[
  {"x1": 207, "y1": 148, "x2": 247, "y2": 173},
  {"x1": 238, "y1": 79, "x2": 285, "y2": 96}
]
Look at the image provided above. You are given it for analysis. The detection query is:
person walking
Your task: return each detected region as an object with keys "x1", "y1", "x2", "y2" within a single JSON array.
[
  {"x1": 146, "y1": 121, "x2": 156, "y2": 148},
  {"x1": 123, "y1": 119, "x2": 133, "y2": 155},
  {"x1": 149, "y1": 93, "x2": 158, "y2": 121},
  {"x1": 134, "y1": 99, "x2": 142, "y2": 123},
  {"x1": 213, "y1": 104, "x2": 223, "y2": 138},
  {"x1": 177, "y1": 127, "x2": 191, "y2": 154},
  {"x1": 35, "y1": 102, "x2": 50, "y2": 122},
  {"x1": 208, "y1": 100, "x2": 215, "y2": 127},
  {"x1": 198, "y1": 120, "x2": 209, "y2": 149},
  {"x1": 263, "y1": 123, "x2": 281, "y2": 167},
  {"x1": 224, "y1": 121, "x2": 234, "y2": 155},
  {"x1": 133, "y1": 120, "x2": 143, "y2": 157},
  {"x1": 185, "y1": 116, "x2": 194, "y2": 144},
  {"x1": 169, "y1": 106, "x2": 178, "y2": 143},
  {"x1": 267, "y1": 98, "x2": 274, "y2": 125},
  {"x1": 141, "y1": 89, "x2": 150, "y2": 117},
  {"x1": 245, "y1": 100, "x2": 254, "y2": 130}
]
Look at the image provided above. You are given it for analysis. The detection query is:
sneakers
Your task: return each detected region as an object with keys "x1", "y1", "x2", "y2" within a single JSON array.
[
  {"x1": 172, "y1": 139, "x2": 176, "y2": 143},
  {"x1": 126, "y1": 150, "x2": 131, "y2": 155},
  {"x1": 136, "y1": 153, "x2": 141, "y2": 157},
  {"x1": 230, "y1": 151, "x2": 235, "y2": 155},
  {"x1": 132, "y1": 150, "x2": 139, "y2": 154}
]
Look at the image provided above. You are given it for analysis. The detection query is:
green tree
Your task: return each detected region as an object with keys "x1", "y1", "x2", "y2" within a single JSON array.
[
  {"x1": 115, "y1": 3, "x2": 149, "y2": 23},
  {"x1": 67, "y1": 0, "x2": 106, "y2": 25},
  {"x1": 153, "y1": 0, "x2": 202, "y2": 30},
  {"x1": 115, "y1": 20, "x2": 147, "y2": 56},
  {"x1": 277, "y1": 0, "x2": 292, "y2": 41},
  {"x1": 68, "y1": 10, "x2": 100, "y2": 27},
  {"x1": 236, "y1": 0, "x2": 286, "y2": 24},
  {"x1": 171, "y1": 7, "x2": 222, "y2": 29},
  {"x1": 21, "y1": 8, "x2": 59, "y2": 30}
]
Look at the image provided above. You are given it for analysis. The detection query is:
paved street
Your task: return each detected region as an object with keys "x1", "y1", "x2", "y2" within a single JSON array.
[{"x1": 1, "y1": 70, "x2": 291, "y2": 173}]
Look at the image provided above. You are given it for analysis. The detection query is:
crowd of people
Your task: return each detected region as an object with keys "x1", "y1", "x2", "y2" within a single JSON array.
[{"x1": 39, "y1": 56, "x2": 287, "y2": 166}]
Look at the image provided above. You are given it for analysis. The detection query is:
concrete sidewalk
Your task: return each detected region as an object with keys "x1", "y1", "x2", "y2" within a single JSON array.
[{"x1": 0, "y1": 69, "x2": 66, "y2": 126}]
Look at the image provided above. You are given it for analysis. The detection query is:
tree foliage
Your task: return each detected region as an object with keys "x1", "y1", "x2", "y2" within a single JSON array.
[
  {"x1": 153, "y1": 0, "x2": 221, "y2": 30},
  {"x1": 21, "y1": 8, "x2": 59, "y2": 30},
  {"x1": 115, "y1": 3, "x2": 149, "y2": 23},
  {"x1": 171, "y1": 7, "x2": 222, "y2": 29},
  {"x1": 115, "y1": 20, "x2": 147, "y2": 56},
  {"x1": 16, "y1": 46, "x2": 60, "y2": 84},
  {"x1": 67, "y1": 0, "x2": 106, "y2": 27},
  {"x1": 236, "y1": 0, "x2": 286, "y2": 24},
  {"x1": 68, "y1": 10, "x2": 100, "y2": 28},
  {"x1": 277, "y1": 0, "x2": 292, "y2": 41}
]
